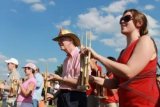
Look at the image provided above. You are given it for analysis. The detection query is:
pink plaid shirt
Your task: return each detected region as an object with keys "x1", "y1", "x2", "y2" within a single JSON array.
[{"x1": 61, "y1": 47, "x2": 80, "y2": 90}]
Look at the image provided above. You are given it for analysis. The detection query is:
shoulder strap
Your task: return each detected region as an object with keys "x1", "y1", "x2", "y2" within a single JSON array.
[
  {"x1": 151, "y1": 38, "x2": 160, "y2": 70},
  {"x1": 151, "y1": 37, "x2": 158, "y2": 54}
]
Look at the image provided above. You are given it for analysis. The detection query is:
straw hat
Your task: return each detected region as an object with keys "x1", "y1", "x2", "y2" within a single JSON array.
[{"x1": 52, "y1": 28, "x2": 80, "y2": 46}]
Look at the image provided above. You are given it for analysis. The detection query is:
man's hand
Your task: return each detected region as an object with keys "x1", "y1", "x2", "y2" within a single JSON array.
[
  {"x1": 47, "y1": 93, "x2": 54, "y2": 100},
  {"x1": 0, "y1": 83, "x2": 5, "y2": 89},
  {"x1": 17, "y1": 79, "x2": 23, "y2": 86},
  {"x1": 48, "y1": 74, "x2": 62, "y2": 81},
  {"x1": 90, "y1": 58, "x2": 98, "y2": 71}
]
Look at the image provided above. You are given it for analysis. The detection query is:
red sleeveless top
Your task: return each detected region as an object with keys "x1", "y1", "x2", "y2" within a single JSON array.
[{"x1": 117, "y1": 39, "x2": 160, "y2": 107}]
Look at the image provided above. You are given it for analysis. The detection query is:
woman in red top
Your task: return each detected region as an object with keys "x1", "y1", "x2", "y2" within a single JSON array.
[{"x1": 82, "y1": 9, "x2": 160, "y2": 107}]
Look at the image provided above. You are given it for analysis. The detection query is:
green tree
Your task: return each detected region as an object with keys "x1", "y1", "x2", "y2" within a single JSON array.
[{"x1": 54, "y1": 64, "x2": 63, "y2": 76}]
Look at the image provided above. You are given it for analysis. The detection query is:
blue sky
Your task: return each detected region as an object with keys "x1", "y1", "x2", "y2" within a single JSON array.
[{"x1": 0, "y1": 0, "x2": 160, "y2": 79}]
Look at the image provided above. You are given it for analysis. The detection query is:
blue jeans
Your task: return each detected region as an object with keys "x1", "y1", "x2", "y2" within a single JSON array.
[
  {"x1": 2, "y1": 99, "x2": 7, "y2": 107},
  {"x1": 32, "y1": 99, "x2": 39, "y2": 107},
  {"x1": 57, "y1": 90, "x2": 87, "y2": 107}
]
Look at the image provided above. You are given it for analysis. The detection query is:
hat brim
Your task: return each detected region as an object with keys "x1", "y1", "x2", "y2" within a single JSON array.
[
  {"x1": 5, "y1": 60, "x2": 18, "y2": 65},
  {"x1": 52, "y1": 33, "x2": 80, "y2": 46},
  {"x1": 22, "y1": 66, "x2": 36, "y2": 71},
  {"x1": 5, "y1": 60, "x2": 10, "y2": 63},
  {"x1": 22, "y1": 66, "x2": 29, "y2": 69}
]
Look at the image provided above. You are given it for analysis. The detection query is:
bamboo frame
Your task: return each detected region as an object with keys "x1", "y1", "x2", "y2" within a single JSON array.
[
  {"x1": 10, "y1": 76, "x2": 19, "y2": 97},
  {"x1": 78, "y1": 31, "x2": 91, "y2": 90},
  {"x1": 44, "y1": 64, "x2": 48, "y2": 103}
]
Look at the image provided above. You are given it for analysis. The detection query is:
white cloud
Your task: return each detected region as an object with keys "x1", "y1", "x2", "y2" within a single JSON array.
[
  {"x1": 147, "y1": 15, "x2": 160, "y2": 28},
  {"x1": 0, "y1": 65, "x2": 8, "y2": 80},
  {"x1": 0, "y1": 53, "x2": 7, "y2": 62},
  {"x1": 144, "y1": 5, "x2": 155, "y2": 10},
  {"x1": 76, "y1": 0, "x2": 160, "y2": 53},
  {"x1": 154, "y1": 38, "x2": 160, "y2": 50},
  {"x1": 146, "y1": 14, "x2": 160, "y2": 36},
  {"x1": 31, "y1": 3, "x2": 46, "y2": 12},
  {"x1": 101, "y1": 0, "x2": 137, "y2": 13},
  {"x1": 38, "y1": 58, "x2": 46, "y2": 62},
  {"x1": 22, "y1": 0, "x2": 40, "y2": 4},
  {"x1": 26, "y1": 59, "x2": 38, "y2": 64},
  {"x1": 48, "y1": 58, "x2": 57, "y2": 63},
  {"x1": 21, "y1": 0, "x2": 48, "y2": 12},
  {"x1": 56, "y1": 20, "x2": 71, "y2": 28},
  {"x1": 25, "y1": 57, "x2": 57, "y2": 64},
  {"x1": 77, "y1": 8, "x2": 100, "y2": 29},
  {"x1": 38, "y1": 58, "x2": 57, "y2": 63},
  {"x1": 100, "y1": 34, "x2": 126, "y2": 52},
  {"x1": 49, "y1": 1, "x2": 55, "y2": 6},
  {"x1": 149, "y1": 29, "x2": 160, "y2": 37},
  {"x1": 76, "y1": 3, "x2": 123, "y2": 52},
  {"x1": 77, "y1": 8, "x2": 120, "y2": 34},
  {"x1": 90, "y1": 32, "x2": 98, "y2": 41},
  {"x1": 0, "y1": 53, "x2": 8, "y2": 80}
]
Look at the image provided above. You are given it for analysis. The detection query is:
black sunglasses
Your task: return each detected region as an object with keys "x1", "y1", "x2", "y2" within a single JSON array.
[
  {"x1": 119, "y1": 15, "x2": 133, "y2": 24},
  {"x1": 24, "y1": 67, "x2": 32, "y2": 70}
]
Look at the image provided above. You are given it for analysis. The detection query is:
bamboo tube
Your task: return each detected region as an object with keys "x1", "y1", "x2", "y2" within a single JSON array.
[
  {"x1": 85, "y1": 31, "x2": 91, "y2": 87},
  {"x1": 78, "y1": 31, "x2": 92, "y2": 90},
  {"x1": 44, "y1": 64, "x2": 48, "y2": 103}
]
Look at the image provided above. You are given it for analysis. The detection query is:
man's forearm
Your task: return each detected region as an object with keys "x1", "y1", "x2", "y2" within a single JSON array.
[{"x1": 61, "y1": 77, "x2": 78, "y2": 88}]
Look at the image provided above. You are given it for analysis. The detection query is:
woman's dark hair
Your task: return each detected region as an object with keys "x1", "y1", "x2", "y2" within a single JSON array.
[
  {"x1": 107, "y1": 56, "x2": 116, "y2": 75},
  {"x1": 123, "y1": 9, "x2": 148, "y2": 36},
  {"x1": 32, "y1": 69, "x2": 35, "y2": 74},
  {"x1": 15, "y1": 65, "x2": 18, "y2": 68},
  {"x1": 107, "y1": 56, "x2": 116, "y2": 61}
]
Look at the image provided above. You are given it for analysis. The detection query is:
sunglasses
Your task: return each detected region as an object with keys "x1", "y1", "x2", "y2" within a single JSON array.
[
  {"x1": 119, "y1": 15, "x2": 133, "y2": 24},
  {"x1": 59, "y1": 37, "x2": 70, "y2": 41},
  {"x1": 24, "y1": 67, "x2": 32, "y2": 70}
]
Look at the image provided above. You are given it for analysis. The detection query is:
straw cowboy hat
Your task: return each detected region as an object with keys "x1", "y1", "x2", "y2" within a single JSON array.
[{"x1": 52, "y1": 28, "x2": 80, "y2": 46}]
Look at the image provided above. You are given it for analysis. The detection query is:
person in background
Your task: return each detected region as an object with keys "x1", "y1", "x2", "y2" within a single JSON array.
[
  {"x1": 53, "y1": 81, "x2": 60, "y2": 95},
  {"x1": 156, "y1": 74, "x2": 160, "y2": 89},
  {"x1": 82, "y1": 9, "x2": 160, "y2": 107},
  {"x1": 48, "y1": 28, "x2": 87, "y2": 107},
  {"x1": 99, "y1": 57, "x2": 119, "y2": 107},
  {"x1": 16, "y1": 63, "x2": 37, "y2": 107},
  {"x1": 32, "y1": 67, "x2": 44, "y2": 107},
  {"x1": 156, "y1": 63, "x2": 160, "y2": 89},
  {"x1": 0, "y1": 58, "x2": 20, "y2": 107},
  {"x1": 52, "y1": 81, "x2": 60, "y2": 106},
  {"x1": 45, "y1": 81, "x2": 60, "y2": 106},
  {"x1": 87, "y1": 58, "x2": 102, "y2": 107}
]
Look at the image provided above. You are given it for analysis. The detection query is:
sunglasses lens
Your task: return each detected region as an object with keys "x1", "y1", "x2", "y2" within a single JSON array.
[
  {"x1": 124, "y1": 15, "x2": 132, "y2": 22},
  {"x1": 120, "y1": 15, "x2": 132, "y2": 24},
  {"x1": 25, "y1": 67, "x2": 31, "y2": 70}
]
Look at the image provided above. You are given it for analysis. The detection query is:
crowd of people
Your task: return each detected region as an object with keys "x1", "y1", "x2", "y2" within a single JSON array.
[
  {"x1": 0, "y1": 8, "x2": 160, "y2": 107},
  {"x1": 0, "y1": 58, "x2": 60, "y2": 107}
]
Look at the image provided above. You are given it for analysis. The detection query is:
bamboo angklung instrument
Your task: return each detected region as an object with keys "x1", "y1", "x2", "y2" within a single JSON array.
[
  {"x1": 96, "y1": 71, "x2": 105, "y2": 98},
  {"x1": 44, "y1": 64, "x2": 48, "y2": 103},
  {"x1": 10, "y1": 76, "x2": 19, "y2": 97},
  {"x1": 78, "y1": 31, "x2": 91, "y2": 90}
]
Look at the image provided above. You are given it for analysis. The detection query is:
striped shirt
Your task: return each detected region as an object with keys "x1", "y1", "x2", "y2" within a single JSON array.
[{"x1": 61, "y1": 47, "x2": 80, "y2": 90}]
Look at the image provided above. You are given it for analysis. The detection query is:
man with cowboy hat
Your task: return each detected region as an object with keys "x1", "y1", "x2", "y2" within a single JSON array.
[
  {"x1": 48, "y1": 28, "x2": 87, "y2": 107},
  {"x1": 0, "y1": 58, "x2": 20, "y2": 107}
]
